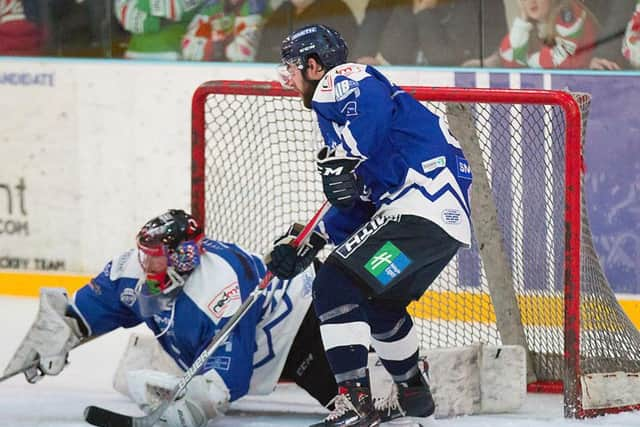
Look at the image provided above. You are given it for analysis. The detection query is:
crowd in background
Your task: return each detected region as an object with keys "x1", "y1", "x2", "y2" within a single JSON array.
[{"x1": 2, "y1": 0, "x2": 640, "y2": 70}]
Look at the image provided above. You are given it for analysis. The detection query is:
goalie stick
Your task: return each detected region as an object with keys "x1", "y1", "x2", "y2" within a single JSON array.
[{"x1": 84, "y1": 200, "x2": 331, "y2": 427}]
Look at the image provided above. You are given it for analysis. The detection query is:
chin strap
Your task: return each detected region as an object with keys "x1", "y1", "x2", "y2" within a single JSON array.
[{"x1": 154, "y1": 303, "x2": 176, "y2": 339}]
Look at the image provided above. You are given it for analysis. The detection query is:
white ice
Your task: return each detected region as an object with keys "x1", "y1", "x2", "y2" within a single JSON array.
[{"x1": 1, "y1": 295, "x2": 639, "y2": 427}]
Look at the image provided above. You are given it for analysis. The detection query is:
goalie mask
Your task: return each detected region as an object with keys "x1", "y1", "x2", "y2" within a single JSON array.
[{"x1": 135, "y1": 209, "x2": 204, "y2": 317}]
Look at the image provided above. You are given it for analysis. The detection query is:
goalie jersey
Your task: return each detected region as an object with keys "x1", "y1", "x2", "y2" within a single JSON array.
[
  {"x1": 312, "y1": 63, "x2": 472, "y2": 246},
  {"x1": 72, "y1": 239, "x2": 314, "y2": 401}
]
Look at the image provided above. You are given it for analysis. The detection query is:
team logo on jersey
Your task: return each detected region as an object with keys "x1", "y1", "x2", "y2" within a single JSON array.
[
  {"x1": 120, "y1": 288, "x2": 137, "y2": 307},
  {"x1": 456, "y1": 156, "x2": 472, "y2": 180},
  {"x1": 336, "y1": 216, "x2": 389, "y2": 259},
  {"x1": 341, "y1": 100, "x2": 358, "y2": 117},
  {"x1": 442, "y1": 209, "x2": 462, "y2": 225},
  {"x1": 364, "y1": 241, "x2": 412, "y2": 286},
  {"x1": 208, "y1": 282, "x2": 241, "y2": 322},
  {"x1": 334, "y1": 77, "x2": 360, "y2": 102}
]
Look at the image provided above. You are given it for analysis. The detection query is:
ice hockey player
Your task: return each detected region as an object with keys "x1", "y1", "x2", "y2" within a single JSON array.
[
  {"x1": 4, "y1": 209, "x2": 337, "y2": 427},
  {"x1": 268, "y1": 25, "x2": 473, "y2": 426}
]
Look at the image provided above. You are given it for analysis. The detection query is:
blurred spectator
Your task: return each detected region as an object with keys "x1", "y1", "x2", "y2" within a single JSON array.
[
  {"x1": 622, "y1": 0, "x2": 640, "y2": 68},
  {"x1": 254, "y1": 0, "x2": 357, "y2": 63},
  {"x1": 499, "y1": 0, "x2": 598, "y2": 69},
  {"x1": 350, "y1": 0, "x2": 405, "y2": 62},
  {"x1": 0, "y1": 0, "x2": 41, "y2": 55},
  {"x1": 585, "y1": 0, "x2": 636, "y2": 70},
  {"x1": 353, "y1": 0, "x2": 507, "y2": 67},
  {"x1": 20, "y1": 0, "x2": 123, "y2": 57},
  {"x1": 181, "y1": 0, "x2": 270, "y2": 61},
  {"x1": 115, "y1": 0, "x2": 201, "y2": 59}
]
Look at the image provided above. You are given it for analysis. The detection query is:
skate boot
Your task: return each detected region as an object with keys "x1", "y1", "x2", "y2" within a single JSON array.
[
  {"x1": 310, "y1": 383, "x2": 381, "y2": 427},
  {"x1": 374, "y1": 361, "x2": 434, "y2": 426}
]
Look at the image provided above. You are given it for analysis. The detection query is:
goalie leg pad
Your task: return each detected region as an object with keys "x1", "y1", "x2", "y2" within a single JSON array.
[
  {"x1": 3, "y1": 287, "x2": 83, "y2": 382},
  {"x1": 112, "y1": 332, "x2": 183, "y2": 397}
]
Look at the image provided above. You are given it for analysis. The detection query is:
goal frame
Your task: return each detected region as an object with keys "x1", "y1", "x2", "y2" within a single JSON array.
[{"x1": 190, "y1": 80, "x2": 618, "y2": 419}]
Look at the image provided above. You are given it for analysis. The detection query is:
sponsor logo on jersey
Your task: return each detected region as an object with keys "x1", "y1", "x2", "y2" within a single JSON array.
[
  {"x1": 340, "y1": 100, "x2": 358, "y2": 117},
  {"x1": 120, "y1": 288, "x2": 136, "y2": 306},
  {"x1": 336, "y1": 216, "x2": 389, "y2": 259},
  {"x1": 442, "y1": 209, "x2": 462, "y2": 225},
  {"x1": 421, "y1": 156, "x2": 446, "y2": 173},
  {"x1": 364, "y1": 241, "x2": 412, "y2": 286},
  {"x1": 456, "y1": 156, "x2": 472, "y2": 180},
  {"x1": 204, "y1": 356, "x2": 231, "y2": 371},
  {"x1": 208, "y1": 282, "x2": 241, "y2": 321},
  {"x1": 334, "y1": 78, "x2": 360, "y2": 102}
]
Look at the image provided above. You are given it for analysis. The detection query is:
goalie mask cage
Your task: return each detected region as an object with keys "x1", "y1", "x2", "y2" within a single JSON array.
[{"x1": 191, "y1": 80, "x2": 640, "y2": 419}]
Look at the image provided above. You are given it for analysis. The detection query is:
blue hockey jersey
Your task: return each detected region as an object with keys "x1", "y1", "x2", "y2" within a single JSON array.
[
  {"x1": 312, "y1": 63, "x2": 472, "y2": 246},
  {"x1": 72, "y1": 239, "x2": 314, "y2": 401}
]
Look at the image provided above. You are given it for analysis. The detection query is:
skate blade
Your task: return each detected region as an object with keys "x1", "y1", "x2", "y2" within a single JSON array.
[{"x1": 380, "y1": 416, "x2": 436, "y2": 427}]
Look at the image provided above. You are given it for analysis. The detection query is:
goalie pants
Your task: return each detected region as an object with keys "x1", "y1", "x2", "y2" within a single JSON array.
[
  {"x1": 280, "y1": 298, "x2": 338, "y2": 406},
  {"x1": 313, "y1": 215, "x2": 461, "y2": 384}
]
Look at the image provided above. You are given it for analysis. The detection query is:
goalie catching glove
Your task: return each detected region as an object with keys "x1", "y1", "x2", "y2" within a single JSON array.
[
  {"x1": 3, "y1": 288, "x2": 86, "y2": 383},
  {"x1": 316, "y1": 146, "x2": 363, "y2": 210},
  {"x1": 266, "y1": 223, "x2": 327, "y2": 280}
]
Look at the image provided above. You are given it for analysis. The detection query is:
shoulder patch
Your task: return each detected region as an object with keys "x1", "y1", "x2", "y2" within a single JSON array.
[{"x1": 334, "y1": 76, "x2": 360, "y2": 102}]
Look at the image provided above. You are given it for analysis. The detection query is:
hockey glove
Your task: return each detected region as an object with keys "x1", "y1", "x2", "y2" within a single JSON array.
[
  {"x1": 3, "y1": 288, "x2": 85, "y2": 383},
  {"x1": 126, "y1": 369, "x2": 230, "y2": 427},
  {"x1": 316, "y1": 146, "x2": 363, "y2": 210},
  {"x1": 265, "y1": 223, "x2": 327, "y2": 280}
]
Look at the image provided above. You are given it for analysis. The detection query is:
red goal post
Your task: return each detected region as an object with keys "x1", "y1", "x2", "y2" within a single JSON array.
[{"x1": 191, "y1": 80, "x2": 640, "y2": 418}]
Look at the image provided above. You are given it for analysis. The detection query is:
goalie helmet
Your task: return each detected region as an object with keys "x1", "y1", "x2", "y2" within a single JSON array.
[
  {"x1": 135, "y1": 209, "x2": 204, "y2": 316},
  {"x1": 280, "y1": 24, "x2": 348, "y2": 71}
]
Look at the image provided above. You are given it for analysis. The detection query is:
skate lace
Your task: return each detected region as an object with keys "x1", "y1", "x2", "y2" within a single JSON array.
[
  {"x1": 324, "y1": 393, "x2": 361, "y2": 421},
  {"x1": 373, "y1": 383, "x2": 406, "y2": 417}
]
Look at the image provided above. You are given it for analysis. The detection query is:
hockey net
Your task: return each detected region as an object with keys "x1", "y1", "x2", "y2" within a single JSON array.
[{"x1": 191, "y1": 80, "x2": 640, "y2": 418}]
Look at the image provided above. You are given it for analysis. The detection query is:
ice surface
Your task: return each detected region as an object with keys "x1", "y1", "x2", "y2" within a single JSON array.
[{"x1": 1, "y1": 296, "x2": 639, "y2": 426}]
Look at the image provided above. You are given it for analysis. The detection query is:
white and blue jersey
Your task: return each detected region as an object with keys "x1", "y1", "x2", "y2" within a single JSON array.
[
  {"x1": 72, "y1": 238, "x2": 314, "y2": 401},
  {"x1": 312, "y1": 63, "x2": 472, "y2": 246}
]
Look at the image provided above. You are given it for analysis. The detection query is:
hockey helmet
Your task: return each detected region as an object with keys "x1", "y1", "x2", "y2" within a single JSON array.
[
  {"x1": 135, "y1": 209, "x2": 203, "y2": 316},
  {"x1": 280, "y1": 24, "x2": 348, "y2": 71}
]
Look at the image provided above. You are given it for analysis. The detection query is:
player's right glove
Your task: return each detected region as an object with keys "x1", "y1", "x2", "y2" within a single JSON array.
[
  {"x1": 265, "y1": 223, "x2": 327, "y2": 280},
  {"x1": 316, "y1": 146, "x2": 363, "y2": 210}
]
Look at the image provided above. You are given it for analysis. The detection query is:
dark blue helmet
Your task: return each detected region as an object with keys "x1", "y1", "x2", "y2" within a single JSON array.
[{"x1": 281, "y1": 24, "x2": 348, "y2": 71}]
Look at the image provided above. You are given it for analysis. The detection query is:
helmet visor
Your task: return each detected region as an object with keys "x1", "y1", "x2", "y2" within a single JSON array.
[{"x1": 277, "y1": 61, "x2": 301, "y2": 90}]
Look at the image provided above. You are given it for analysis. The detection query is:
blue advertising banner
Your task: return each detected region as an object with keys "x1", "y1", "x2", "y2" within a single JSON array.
[{"x1": 454, "y1": 71, "x2": 640, "y2": 295}]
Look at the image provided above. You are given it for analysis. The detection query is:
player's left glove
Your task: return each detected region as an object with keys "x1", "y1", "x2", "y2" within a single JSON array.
[
  {"x1": 316, "y1": 146, "x2": 363, "y2": 210},
  {"x1": 265, "y1": 223, "x2": 327, "y2": 280},
  {"x1": 3, "y1": 288, "x2": 86, "y2": 383}
]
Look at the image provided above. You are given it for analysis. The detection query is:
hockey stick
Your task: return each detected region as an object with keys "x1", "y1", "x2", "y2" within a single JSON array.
[{"x1": 84, "y1": 200, "x2": 331, "y2": 427}]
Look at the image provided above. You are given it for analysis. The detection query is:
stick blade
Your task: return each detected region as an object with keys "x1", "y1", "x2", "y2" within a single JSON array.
[{"x1": 84, "y1": 405, "x2": 134, "y2": 427}]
